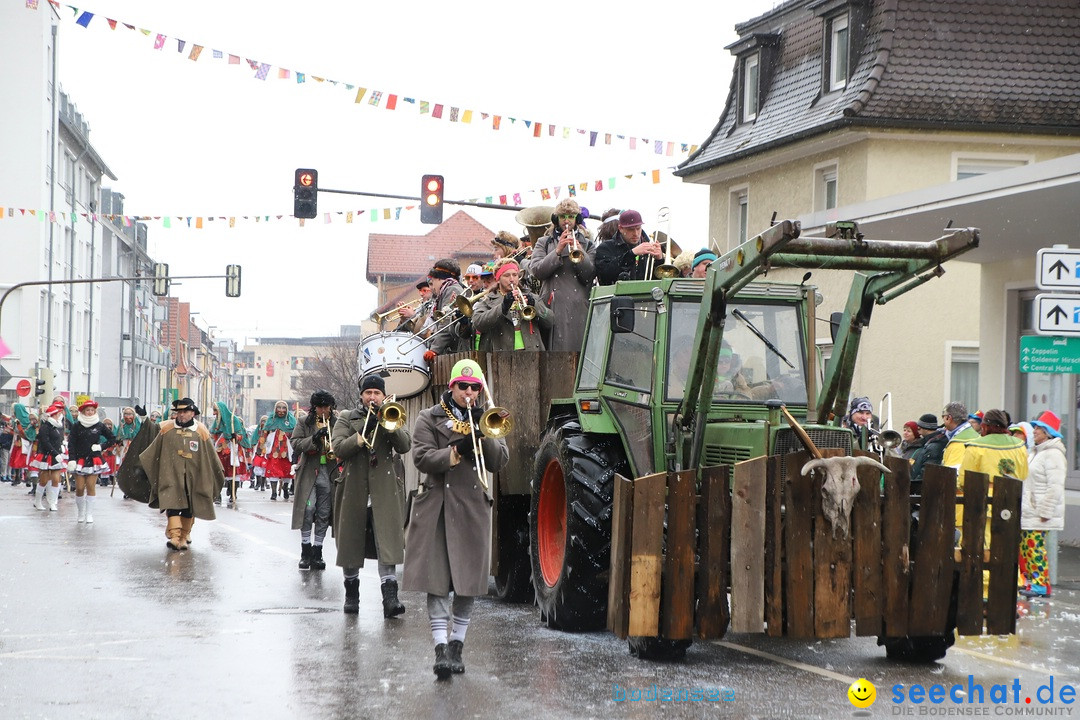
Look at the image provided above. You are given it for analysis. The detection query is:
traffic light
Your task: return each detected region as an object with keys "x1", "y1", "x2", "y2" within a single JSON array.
[
  {"x1": 152, "y1": 263, "x2": 169, "y2": 297},
  {"x1": 420, "y1": 174, "x2": 444, "y2": 224},
  {"x1": 294, "y1": 168, "x2": 318, "y2": 219},
  {"x1": 35, "y1": 368, "x2": 53, "y2": 402},
  {"x1": 225, "y1": 264, "x2": 242, "y2": 297}
]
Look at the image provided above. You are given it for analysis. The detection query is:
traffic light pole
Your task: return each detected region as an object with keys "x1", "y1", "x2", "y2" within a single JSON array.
[{"x1": 318, "y1": 187, "x2": 527, "y2": 213}]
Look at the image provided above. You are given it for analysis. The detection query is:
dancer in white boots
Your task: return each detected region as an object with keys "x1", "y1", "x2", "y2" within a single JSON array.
[
  {"x1": 67, "y1": 398, "x2": 117, "y2": 523},
  {"x1": 31, "y1": 400, "x2": 67, "y2": 511}
]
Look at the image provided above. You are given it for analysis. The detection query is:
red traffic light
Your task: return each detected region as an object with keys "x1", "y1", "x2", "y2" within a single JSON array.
[
  {"x1": 298, "y1": 171, "x2": 315, "y2": 188},
  {"x1": 420, "y1": 174, "x2": 444, "y2": 224}
]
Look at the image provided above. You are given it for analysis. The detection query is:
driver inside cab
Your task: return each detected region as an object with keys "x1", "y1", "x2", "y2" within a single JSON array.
[{"x1": 670, "y1": 344, "x2": 800, "y2": 401}]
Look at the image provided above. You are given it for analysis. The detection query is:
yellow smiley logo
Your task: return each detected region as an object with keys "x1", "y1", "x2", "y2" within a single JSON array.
[{"x1": 847, "y1": 678, "x2": 876, "y2": 708}]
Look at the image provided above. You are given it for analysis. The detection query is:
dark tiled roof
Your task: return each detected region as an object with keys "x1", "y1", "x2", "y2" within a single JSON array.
[
  {"x1": 365, "y1": 210, "x2": 496, "y2": 286},
  {"x1": 678, "y1": 0, "x2": 1080, "y2": 177}
]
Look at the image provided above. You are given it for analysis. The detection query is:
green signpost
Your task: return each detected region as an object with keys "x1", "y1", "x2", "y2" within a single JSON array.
[{"x1": 1019, "y1": 335, "x2": 1080, "y2": 374}]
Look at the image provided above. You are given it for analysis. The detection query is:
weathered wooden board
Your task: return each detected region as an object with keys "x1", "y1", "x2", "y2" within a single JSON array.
[
  {"x1": 764, "y1": 456, "x2": 784, "y2": 637},
  {"x1": 627, "y1": 471, "x2": 666, "y2": 637},
  {"x1": 731, "y1": 457, "x2": 767, "y2": 633},
  {"x1": 907, "y1": 464, "x2": 957, "y2": 636},
  {"x1": 880, "y1": 460, "x2": 911, "y2": 638},
  {"x1": 661, "y1": 470, "x2": 697, "y2": 640},
  {"x1": 986, "y1": 475, "x2": 1022, "y2": 635},
  {"x1": 957, "y1": 471, "x2": 989, "y2": 636},
  {"x1": 783, "y1": 450, "x2": 815, "y2": 638},
  {"x1": 607, "y1": 473, "x2": 635, "y2": 638},
  {"x1": 696, "y1": 465, "x2": 730, "y2": 639},
  {"x1": 812, "y1": 448, "x2": 851, "y2": 639},
  {"x1": 852, "y1": 453, "x2": 888, "y2": 636}
]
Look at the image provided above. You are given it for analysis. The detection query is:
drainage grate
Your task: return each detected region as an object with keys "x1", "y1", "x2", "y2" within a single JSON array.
[{"x1": 246, "y1": 607, "x2": 336, "y2": 615}]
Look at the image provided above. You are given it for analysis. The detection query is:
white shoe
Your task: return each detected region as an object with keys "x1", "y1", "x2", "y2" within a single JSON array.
[
  {"x1": 33, "y1": 489, "x2": 45, "y2": 511},
  {"x1": 76, "y1": 496, "x2": 86, "y2": 522},
  {"x1": 85, "y1": 511, "x2": 94, "y2": 524},
  {"x1": 46, "y1": 485, "x2": 59, "y2": 511}
]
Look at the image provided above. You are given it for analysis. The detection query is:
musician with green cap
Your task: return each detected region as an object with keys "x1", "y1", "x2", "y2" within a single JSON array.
[{"x1": 403, "y1": 358, "x2": 509, "y2": 679}]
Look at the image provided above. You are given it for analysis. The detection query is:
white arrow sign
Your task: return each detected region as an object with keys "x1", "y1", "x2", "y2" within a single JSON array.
[
  {"x1": 1037, "y1": 248, "x2": 1080, "y2": 290},
  {"x1": 1035, "y1": 294, "x2": 1080, "y2": 336}
]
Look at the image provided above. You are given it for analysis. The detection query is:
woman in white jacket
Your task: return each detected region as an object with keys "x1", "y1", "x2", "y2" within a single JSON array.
[{"x1": 1020, "y1": 411, "x2": 1067, "y2": 598}]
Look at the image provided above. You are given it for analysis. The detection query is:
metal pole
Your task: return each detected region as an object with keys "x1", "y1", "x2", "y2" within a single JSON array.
[{"x1": 318, "y1": 187, "x2": 527, "y2": 213}]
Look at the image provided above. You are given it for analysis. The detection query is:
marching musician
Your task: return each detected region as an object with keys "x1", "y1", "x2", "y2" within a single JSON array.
[
  {"x1": 331, "y1": 375, "x2": 412, "y2": 618},
  {"x1": 395, "y1": 279, "x2": 434, "y2": 334},
  {"x1": 403, "y1": 359, "x2": 508, "y2": 679},
  {"x1": 425, "y1": 258, "x2": 470, "y2": 359},
  {"x1": 490, "y1": 230, "x2": 521, "y2": 261},
  {"x1": 471, "y1": 258, "x2": 553, "y2": 352},
  {"x1": 454, "y1": 264, "x2": 485, "y2": 350},
  {"x1": 594, "y1": 208, "x2": 663, "y2": 284},
  {"x1": 290, "y1": 390, "x2": 340, "y2": 572},
  {"x1": 529, "y1": 198, "x2": 597, "y2": 351}
]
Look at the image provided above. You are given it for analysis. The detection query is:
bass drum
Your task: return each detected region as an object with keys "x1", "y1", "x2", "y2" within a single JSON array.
[{"x1": 357, "y1": 331, "x2": 430, "y2": 399}]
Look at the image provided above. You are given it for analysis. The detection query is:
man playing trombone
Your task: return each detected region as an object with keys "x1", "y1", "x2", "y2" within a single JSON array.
[
  {"x1": 403, "y1": 359, "x2": 509, "y2": 679},
  {"x1": 529, "y1": 198, "x2": 597, "y2": 351},
  {"x1": 290, "y1": 390, "x2": 340, "y2": 572},
  {"x1": 471, "y1": 258, "x2": 553, "y2": 351},
  {"x1": 330, "y1": 375, "x2": 412, "y2": 618},
  {"x1": 425, "y1": 258, "x2": 470, "y2": 358},
  {"x1": 594, "y1": 209, "x2": 664, "y2": 285}
]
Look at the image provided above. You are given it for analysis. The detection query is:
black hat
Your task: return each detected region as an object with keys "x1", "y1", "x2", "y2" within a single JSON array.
[
  {"x1": 916, "y1": 413, "x2": 939, "y2": 430},
  {"x1": 415, "y1": 279, "x2": 431, "y2": 290},
  {"x1": 172, "y1": 397, "x2": 200, "y2": 416},
  {"x1": 309, "y1": 389, "x2": 335, "y2": 408},
  {"x1": 358, "y1": 375, "x2": 386, "y2": 394}
]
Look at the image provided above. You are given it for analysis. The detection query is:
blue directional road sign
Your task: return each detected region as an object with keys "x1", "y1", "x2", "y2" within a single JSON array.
[{"x1": 1037, "y1": 248, "x2": 1080, "y2": 290}]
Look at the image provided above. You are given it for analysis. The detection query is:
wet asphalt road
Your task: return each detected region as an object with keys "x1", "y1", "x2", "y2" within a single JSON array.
[{"x1": 1, "y1": 483, "x2": 1078, "y2": 720}]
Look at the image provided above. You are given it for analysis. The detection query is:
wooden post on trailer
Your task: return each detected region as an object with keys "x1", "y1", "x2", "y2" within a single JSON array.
[
  {"x1": 986, "y1": 475, "x2": 1022, "y2": 635},
  {"x1": 957, "y1": 471, "x2": 989, "y2": 635},
  {"x1": 730, "y1": 458, "x2": 767, "y2": 633},
  {"x1": 661, "y1": 470, "x2": 696, "y2": 640},
  {"x1": 696, "y1": 465, "x2": 730, "y2": 639},
  {"x1": 907, "y1": 464, "x2": 957, "y2": 636},
  {"x1": 627, "y1": 471, "x2": 666, "y2": 637},
  {"x1": 607, "y1": 473, "x2": 635, "y2": 639}
]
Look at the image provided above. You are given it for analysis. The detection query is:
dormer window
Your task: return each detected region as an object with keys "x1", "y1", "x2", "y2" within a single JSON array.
[
  {"x1": 828, "y1": 14, "x2": 849, "y2": 91},
  {"x1": 742, "y1": 54, "x2": 760, "y2": 123}
]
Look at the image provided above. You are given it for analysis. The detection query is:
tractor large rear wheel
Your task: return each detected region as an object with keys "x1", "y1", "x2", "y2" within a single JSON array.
[{"x1": 530, "y1": 423, "x2": 626, "y2": 631}]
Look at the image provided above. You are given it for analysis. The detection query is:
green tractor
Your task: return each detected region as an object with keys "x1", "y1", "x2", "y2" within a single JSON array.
[{"x1": 519, "y1": 219, "x2": 1010, "y2": 660}]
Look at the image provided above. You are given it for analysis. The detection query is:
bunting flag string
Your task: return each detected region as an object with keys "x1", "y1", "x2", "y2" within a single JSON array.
[
  {"x1": 0, "y1": 163, "x2": 678, "y2": 228},
  {"x1": 39, "y1": 1, "x2": 700, "y2": 158}
]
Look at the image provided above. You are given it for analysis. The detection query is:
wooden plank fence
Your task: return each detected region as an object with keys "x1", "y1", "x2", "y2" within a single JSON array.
[{"x1": 608, "y1": 453, "x2": 1022, "y2": 642}]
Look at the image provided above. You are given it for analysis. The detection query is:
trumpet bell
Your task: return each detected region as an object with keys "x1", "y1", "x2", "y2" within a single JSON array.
[
  {"x1": 519, "y1": 305, "x2": 537, "y2": 321},
  {"x1": 653, "y1": 263, "x2": 680, "y2": 279},
  {"x1": 878, "y1": 429, "x2": 902, "y2": 449},
  {"x1": 479, "y1": 407, "x2": 512, "y2": 439},
  {"x1": 569, "y1": 248, "x2": 584, "y2": 264},
  {"x1": 380, "y1": 401, "x2": 406, "y2": 431}
]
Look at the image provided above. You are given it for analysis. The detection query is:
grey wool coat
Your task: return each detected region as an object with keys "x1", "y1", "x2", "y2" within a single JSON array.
[
  {"x1": 330, "y1": 408, "x2": 412, "y2": 568},
  {"x1": 402, "y1": 402, "x2": 508, "y2": 597},
  {"x1": 289, "y1": 413, "x2": 342, "y2": 530},
  {"x1": 141, "y1": 420, "x2": 225, "y2": 521},
  {"x1": 471, "y1": 288, "x2": 553, "y2": 352},
  {"x1": 529, "y1": 229, "x2": 596, "y2": 351}
]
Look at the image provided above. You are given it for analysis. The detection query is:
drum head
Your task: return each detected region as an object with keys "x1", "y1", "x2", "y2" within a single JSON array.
[{"x1": 358, "y1": 331, "x2": 430, "y2": 400}]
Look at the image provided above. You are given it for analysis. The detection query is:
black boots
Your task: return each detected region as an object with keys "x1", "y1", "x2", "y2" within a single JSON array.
[
  {"x1": 311, "y1": 545, "x2": 326, "y2": 570},
  {"x1": 447, "y1": 640, "x2": 465, "y2": 674},
  {"x1": 298, "y1": 543, "x2": 312, "y2": 570},
  {"x1": 433, "y1": 644, "x2": 452, "y2": 679},
  {"x1": 343, "y1": 578, "x2": 360, "y2": 614},
  {"x1": 380, "y1": 579, "x2": 406, "y2": 618}
]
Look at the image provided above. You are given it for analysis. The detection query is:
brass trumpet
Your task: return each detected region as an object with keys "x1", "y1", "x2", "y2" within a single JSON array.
[
  {"x1": 566, "y1": 226, "x2": 585, "y2": 264},
  {"x1": 453, "y1": 287, "x2": 493, "y2": 318},
  {"x1": 370, "y1": 298, "x2": 421, "y2": 324},
  {"x1": 512, "y1": 285, "x2": 537, "y2": 321}
]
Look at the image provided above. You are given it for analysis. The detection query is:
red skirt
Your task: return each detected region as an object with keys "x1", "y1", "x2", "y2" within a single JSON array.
[
  {"x1": 265, "y1": 456, "x2": 293, "y2": 479},
  {"x1": 9, "y1": 442, "x2": 28, "y2": 470},
  {"x1": 74, "y1": 456, "x2": 107, "y2": 475},
  {"x1": 218, "y1": 450, "x2": 235, "y2": 478},
  {"x1": 30, "y1": 451, "x2": 65, "y2": 471}
]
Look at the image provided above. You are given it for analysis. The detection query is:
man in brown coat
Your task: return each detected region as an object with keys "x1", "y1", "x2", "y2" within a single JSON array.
[
  {"x1": 403, "y1": 359, "x2": 508, "y2": 679},
  {"x1": 290, "y1": 390, "x2": 341, "y2": 571},
  {"x1": 140, "y1": 397, "x2": 225, "y2": 551},
  {"x1": 529, "y1": 198, "x2": 597, "y2": 351},
  {"x1": 331, "y1": 375, "x2": 412, "y2": 617}
]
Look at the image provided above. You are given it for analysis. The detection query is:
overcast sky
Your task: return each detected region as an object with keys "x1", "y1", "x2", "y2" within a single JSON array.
[{"x1": 55, "y1": 0, "x2": 780, "y2": 342}]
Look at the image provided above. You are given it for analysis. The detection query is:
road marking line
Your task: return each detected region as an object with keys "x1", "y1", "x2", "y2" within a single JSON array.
[
  {"x1": 712, "y1": 640, "x2": 857, "y2": 685},
  {"x1": 951, "y1": 645, "x2": 1058, "y2": 674},
  {"x1": 214, "y1": 518, "x2": 294, "y2": 559}
]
